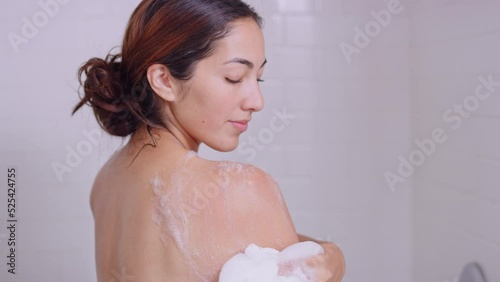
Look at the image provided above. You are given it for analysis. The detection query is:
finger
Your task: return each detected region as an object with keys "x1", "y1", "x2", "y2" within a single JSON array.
[{"x1": 304, "y1": 254, "x2": 326, "y2": 268}]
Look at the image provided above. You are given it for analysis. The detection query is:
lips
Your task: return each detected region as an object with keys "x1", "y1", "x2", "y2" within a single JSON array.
[{"x1": 230, "y1": 120, "x2": 249, "y2": 132}]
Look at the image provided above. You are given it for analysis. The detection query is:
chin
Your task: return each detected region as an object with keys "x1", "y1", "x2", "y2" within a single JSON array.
[{"x1": 206, "y1": 137, "x2": 239, "y2": 152}]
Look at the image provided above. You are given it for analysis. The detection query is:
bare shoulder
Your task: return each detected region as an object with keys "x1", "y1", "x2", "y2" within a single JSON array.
[
  {"x1": 215, "y1": 162, "x2": 283, "y2": 211},
  {"x1": 205, "y1": 160, "x2": 299, "y2": 250}
]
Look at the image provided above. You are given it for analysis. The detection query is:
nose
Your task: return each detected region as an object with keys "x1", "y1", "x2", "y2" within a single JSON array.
[{"x1": 242, "y1": 82, "x2": 264, "y2": 112}]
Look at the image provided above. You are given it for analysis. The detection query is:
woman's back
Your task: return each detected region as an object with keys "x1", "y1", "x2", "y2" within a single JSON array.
[{"x1": 90, "y1": 131, "x2": 299, "y2": 281}]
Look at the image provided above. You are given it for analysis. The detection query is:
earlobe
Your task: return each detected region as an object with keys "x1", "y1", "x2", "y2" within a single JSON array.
[{"x1": 147, "y1": 64, "x2": 177, "y2": 102}]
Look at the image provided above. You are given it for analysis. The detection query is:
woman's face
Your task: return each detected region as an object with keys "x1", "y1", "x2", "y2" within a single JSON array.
[{"x1": 171, "y1": 18, "x2": 266, "y2": 152}]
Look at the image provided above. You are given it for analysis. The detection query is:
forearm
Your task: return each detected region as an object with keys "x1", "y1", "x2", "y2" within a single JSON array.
[{"x1": 297, "y1": 233, "x2": 327, "y2": 244}]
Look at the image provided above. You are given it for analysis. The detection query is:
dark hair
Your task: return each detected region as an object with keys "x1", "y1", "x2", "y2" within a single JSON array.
[{"x1": 72, "y1": 0, "x2": 263, "y2": 139}]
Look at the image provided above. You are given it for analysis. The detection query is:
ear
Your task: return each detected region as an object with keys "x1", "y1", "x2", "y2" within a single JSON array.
[{"x1": 147, "y1": 64, "x2": 181, "y2": 102}]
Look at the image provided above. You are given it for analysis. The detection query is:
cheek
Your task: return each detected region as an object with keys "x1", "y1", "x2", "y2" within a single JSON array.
[
  {"x1": 181, "y1": 91, "x2": 224, "y2": 133},
  {"x1": 196, "y1": 90, "x2": 237, "y2": 124},
  {"x1": 180, "y1": 78, "x2": 241, "y2": 135}
]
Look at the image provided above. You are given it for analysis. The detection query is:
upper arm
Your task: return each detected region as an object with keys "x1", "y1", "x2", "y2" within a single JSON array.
[{"x1": 222, "y1": 164, "x2": 299, "y2": 251}]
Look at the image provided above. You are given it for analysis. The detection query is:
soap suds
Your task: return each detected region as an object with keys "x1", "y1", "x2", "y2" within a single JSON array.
[
  {"x1": 150, "y1": 174, "x2": 187, "y2": 251},
  {"x1": 150, "y1": 155, "x2": 294, "y2": 281},
  {"x1": 185, "y1": 150, "x2": 197, "y2": 160}
]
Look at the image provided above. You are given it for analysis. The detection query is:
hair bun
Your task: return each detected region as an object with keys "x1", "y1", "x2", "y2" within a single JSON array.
[{"x1": 73, "y1": 54, "x2": 138, "y2": 137}]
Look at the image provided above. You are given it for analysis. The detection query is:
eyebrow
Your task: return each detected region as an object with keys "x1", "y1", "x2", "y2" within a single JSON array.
[{"x1": 223, "y1": 58, "x2": 267, "y2": 69}]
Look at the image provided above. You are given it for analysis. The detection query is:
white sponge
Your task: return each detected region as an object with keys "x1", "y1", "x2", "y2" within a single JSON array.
[{"x1": 219, "y1": 241, "x2": 324, "y2": 282}]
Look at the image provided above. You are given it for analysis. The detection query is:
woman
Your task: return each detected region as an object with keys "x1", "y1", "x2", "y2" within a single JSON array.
[{"x1": 73, "y1": 0, "x2": 345, "y2": 281}]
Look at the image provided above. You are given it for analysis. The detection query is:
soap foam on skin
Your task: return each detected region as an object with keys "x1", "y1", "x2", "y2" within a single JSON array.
[
  {"x1": 151, "y1": 152, "x2": 206, "y2": 280},
  {"x1": 150, "y1": 152, "x2": 239, "y2": 280},
  {"x1": 151, "y1": 151, "x2": 295, "y2": 281},
  {"x1": 185, "y1": 150, "x2": 197, "y2": 160},
  {"x1": 215, "y1": 162, "x2": 287, "y2": 247}
]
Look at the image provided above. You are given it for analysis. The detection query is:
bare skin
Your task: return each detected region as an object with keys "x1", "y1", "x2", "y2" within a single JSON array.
[
  {"x1": 90, "y1": 18, "x2": 345, "y2": 282},
  {"x1": 91, "y1": 128, "x2": 299, "y2": 281}
]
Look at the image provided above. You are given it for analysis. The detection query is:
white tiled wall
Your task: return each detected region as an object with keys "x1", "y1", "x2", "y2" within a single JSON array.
[{"x1": 411, "y1": 1, "x2": 500, "y2": 281}]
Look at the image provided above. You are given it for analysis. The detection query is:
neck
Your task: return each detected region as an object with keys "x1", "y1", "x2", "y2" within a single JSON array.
[{"x1": 128, "y1": 123, "x2": 200, "y2": 153}]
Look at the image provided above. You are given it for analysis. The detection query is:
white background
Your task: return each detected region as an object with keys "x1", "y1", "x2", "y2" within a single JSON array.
[{"x1": 0, "y1": 0, "x2": 499, "y2": 281}]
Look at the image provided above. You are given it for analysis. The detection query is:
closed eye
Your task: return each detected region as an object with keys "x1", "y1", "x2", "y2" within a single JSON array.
[
  {"x1": 226, "y1": 78, "x2": 242, "y2": 84},
  {"x1": 225, "y1": 78, "x2": 265, "y2": 84}
]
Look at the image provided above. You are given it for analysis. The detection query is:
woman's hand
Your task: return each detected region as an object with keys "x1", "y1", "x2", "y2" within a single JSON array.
[{"x1": 303, "y1": 242, "x2": 345, "y2": 282}]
